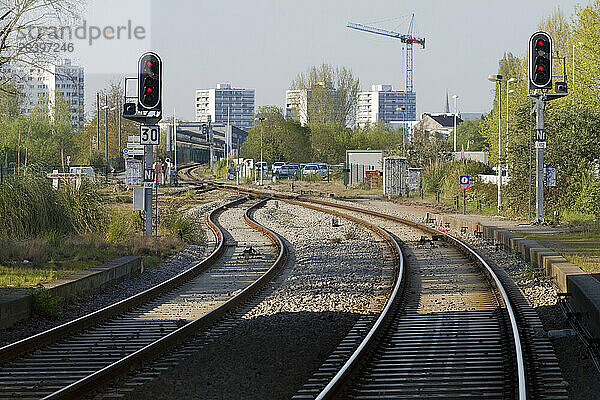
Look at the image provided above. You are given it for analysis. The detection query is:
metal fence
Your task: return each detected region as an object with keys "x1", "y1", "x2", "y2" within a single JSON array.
[{"x1": 344, "y1": 163, "x2": 377, "y2": 186}]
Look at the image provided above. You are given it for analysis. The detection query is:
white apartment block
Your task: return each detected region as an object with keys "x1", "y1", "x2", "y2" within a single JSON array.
[
  {"x1": 285, "y1": 89, "x2": 308, "y2": 125},
  {"x1": 195, "y1": 83, "x2": 255, "y2": 130},
  {"x1": 357, "y1": 84, "x2": 416, "y2": 128},
  {"x1": 3, "y1": 59, "x2": 85, "y2": 126}
]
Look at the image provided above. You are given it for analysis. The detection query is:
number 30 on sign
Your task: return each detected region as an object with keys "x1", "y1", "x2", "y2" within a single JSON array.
[{"x1": 140, "y1": 125, "x2": 160, "y2": 145}]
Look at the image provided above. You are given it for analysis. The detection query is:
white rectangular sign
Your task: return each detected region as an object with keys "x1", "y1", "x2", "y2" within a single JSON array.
[
  {"x1": 140, "y1": 125, "x2": 160, "y2": 145},
  {"x1": 123, "y1": 148, "x2": 144, "y2": 156},
  {"x1": 535, "y1": 141, "x2": 547, "y2": 149},
  {"x1": 128, "y1": 135, "x2": 141, "y2": 143}
]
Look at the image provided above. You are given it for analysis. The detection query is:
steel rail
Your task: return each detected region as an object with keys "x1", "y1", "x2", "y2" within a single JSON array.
[
  {"x1": 0, "y1": 197, "x2": 243, "y2": 364},
  {"x1": 207, "y1": 183, "x2": 527, "y2": 400},
  {"x1": 40, "y1": 197, "x2": 287, "y2": 399}
]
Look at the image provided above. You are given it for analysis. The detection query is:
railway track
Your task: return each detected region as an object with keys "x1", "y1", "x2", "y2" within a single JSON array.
[
  {"x1": 191, "y1": 178, "x2": 566, "y2": 400},
  {"x1": 0, "y1": 196, "x2": 286, "y2": 400}
]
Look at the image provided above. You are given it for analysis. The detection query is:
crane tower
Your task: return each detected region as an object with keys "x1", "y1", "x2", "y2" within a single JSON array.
[{"x1": 347, "y1": 14, "x2": 425, "y2": 119}]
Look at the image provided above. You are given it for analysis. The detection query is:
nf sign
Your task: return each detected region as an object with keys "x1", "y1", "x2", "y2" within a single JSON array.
[
  {"x1": 459, "y1": 175, "x2": 470, "y2": 190},
  {"x1": 144, "y1": 168, "x2": 155, "y2": 182},
  {"x1": 535, "y1": 128, "x2": 547, "y2": 142},
  {"x1": 140, "y1": 125, "x2": 160, "y2": 145}
]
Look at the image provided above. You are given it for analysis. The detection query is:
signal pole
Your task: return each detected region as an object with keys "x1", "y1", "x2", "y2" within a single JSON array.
[{"x1": 532, "y1": 96, "x2": 545, "y2": 223}]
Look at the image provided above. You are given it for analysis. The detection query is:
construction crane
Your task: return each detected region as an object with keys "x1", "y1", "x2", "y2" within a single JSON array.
[{"x1": 347, "y1": 14, "x2": 425, "y2": 94}]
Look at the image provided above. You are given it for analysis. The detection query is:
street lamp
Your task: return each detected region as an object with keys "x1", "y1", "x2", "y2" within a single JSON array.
[
  {"x1": 452, "y1": 95, "x2": 458, "y2": 152},
  {"x1": 396, "y1": 106, "x2": 406, "y2": 153},
  {"x1": 101, "y1": 102, "x2": 116, "y2": 164},
  {"x1": 506, "y1": 78, "x2": 516, "y2": 170},
  {"x1": 254, "y1": 116, "x2": 266, "y2": 185},
  {"x1": 573, "y1": 41, "x2": 583, "y2": 90},
  {"x1": 488, "y1": 74, "x2": 503, "y2": 214}
]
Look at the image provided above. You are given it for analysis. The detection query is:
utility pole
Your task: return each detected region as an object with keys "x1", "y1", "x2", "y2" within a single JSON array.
[
  {"x1": 96, "y1": 93, "x2": 100, "y2": 151},
  {"x1": 118, "y1": 98, "x2": 122, "y2": 152},
  {"x1": 173, "y1": 108, "x2": 178, "y2": 183},
  {"x1": 226, "y1": 106, "x2": 230, "y2": 178},
  {"x1": 105, "y1": 95, "x2": 109, "y2": 163},
  {"x1": 208, "y1": 115, "x2": 214, "y2": 172}
]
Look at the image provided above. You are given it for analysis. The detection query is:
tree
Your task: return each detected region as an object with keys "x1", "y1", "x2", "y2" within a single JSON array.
[
  {"x1": 455, "y1": 118, "x2": 486, "y2": 151},
  {"x1": 241, "y1": 106, "x2": 311, "y2": 163},
  {"x1": 309, "y1": 122, "x2": 350, "y2": 164},
  {"x1": 407, "y1": 125, "x2": 451, "y2": 168},
  {"x1": 73, "y1": 80, "x2": 138, "y2": 168},
  {"x1": 0, "y1": 0, "x2": 81, "y2": 93},
  {"x1": 350, "y1": 122, "x2": 402, "y2": 154},
  {"x1": 290, "y1": 64, "x2": 359, "y2": 127}
]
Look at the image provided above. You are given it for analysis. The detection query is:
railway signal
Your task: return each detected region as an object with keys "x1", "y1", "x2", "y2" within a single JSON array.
[
  {"x1": 138, "y1": 52, "x2": 162, "y2": 111},
  {"x1": 529, "y1": 32, "x2": 552, "y2": 90}
]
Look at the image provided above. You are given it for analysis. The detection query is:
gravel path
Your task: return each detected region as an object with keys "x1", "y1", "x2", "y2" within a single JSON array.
[
  {"x1": 0, "y1": 195, "x2": 237, "y2": 347},
  {"x1": 120, "y1": 199, "x2": 395, "y2": 400},
  {"x1": 314, "y1": 197, "x2": 599, "y2": 400}
]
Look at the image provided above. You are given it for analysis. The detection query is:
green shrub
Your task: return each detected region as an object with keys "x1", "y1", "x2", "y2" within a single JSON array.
[{"x1": 29, "y1": 285, "x2": 64, "y2": 318}]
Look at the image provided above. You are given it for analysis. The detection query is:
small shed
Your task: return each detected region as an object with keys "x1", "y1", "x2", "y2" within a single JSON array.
[{"x1": 346, "y1": 150, "x2": 386, "y2": 186}]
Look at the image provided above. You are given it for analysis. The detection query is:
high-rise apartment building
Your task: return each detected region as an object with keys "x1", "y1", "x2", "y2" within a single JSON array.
[
  {"x1": 357, "y1": 84, "x2": 416, "y2": 127},
  {"x1": 3, "y1": 59, "x2": 85, "y2": 126},
  {"x1": 195, "y1": 83, "x2": 255, "y2": 130}
]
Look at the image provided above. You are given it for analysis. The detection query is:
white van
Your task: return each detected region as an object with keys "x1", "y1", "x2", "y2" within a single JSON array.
[{"x1": 70, "y1": 166, "x2": 95, "y2": 178}]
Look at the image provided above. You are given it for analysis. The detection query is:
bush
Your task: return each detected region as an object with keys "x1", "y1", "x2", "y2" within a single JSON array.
[{"x1": 29, "y1": 285, "x2": 64, "y2": 318}]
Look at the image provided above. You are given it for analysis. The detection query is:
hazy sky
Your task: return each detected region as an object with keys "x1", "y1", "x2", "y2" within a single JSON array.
[{"x1": 75, "y1": 0, "x2": 584, "y2": 121}]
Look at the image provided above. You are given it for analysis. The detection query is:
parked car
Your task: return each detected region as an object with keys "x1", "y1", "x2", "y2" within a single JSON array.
[
  {"x1": 302, "y1": 164, "x2": 322, "y2": 176},
  {"x1": 316, "y1": 163, "x2": 329, "y2": 174},
  {"x1": 256, "y1": 161, "x2": 269, "y2": 172},
  {"x1": 277, "y1": 164, "x2": 299, "y2": 179},
  {"x1": 272, "y1": 162, "x2": 285, "y2": 174}
]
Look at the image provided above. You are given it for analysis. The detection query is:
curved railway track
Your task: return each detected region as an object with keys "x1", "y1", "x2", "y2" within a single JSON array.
[
  {"x1": 182, "y1": 174, "x2": 566, "y2": 400},
  {"x1": 0, "y1": 196, "x2": 286, "y2": 400}
]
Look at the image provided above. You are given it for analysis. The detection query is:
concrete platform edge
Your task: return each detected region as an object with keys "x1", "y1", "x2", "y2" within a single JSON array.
[{"x1": 0, "y1": 256, "x2": 141, "y2": 330}]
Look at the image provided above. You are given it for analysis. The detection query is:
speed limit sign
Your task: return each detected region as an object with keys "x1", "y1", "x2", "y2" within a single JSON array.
[{"x1": 140, "y1": 125, "x2": 160, "y2": 145}]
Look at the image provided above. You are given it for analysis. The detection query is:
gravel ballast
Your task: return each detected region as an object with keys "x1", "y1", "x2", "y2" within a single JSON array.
[{"x1": 121, "y1": 199, "x2": 395, "y2": 400}]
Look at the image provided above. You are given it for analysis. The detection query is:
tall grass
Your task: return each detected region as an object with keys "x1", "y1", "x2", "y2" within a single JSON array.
[{"x1": 0, "y1": 173, "x2": 105, "y2": 240}]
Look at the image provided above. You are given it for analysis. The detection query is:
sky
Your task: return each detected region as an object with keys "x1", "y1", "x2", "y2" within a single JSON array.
[{"x1": 72, "y1": 0, "x2": 585, "y2": 121}]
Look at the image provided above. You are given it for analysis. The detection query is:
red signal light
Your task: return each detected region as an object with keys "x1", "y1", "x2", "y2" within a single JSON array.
[
  {"x1": 537, "y1": 40, "x2": 545, "y2": 47},
  {"x1": 537, "y1": 65, "x2": 544, "y2": 72},
  {"x1": 146, "y1": 87, "x2": 153, "y2": 93}
]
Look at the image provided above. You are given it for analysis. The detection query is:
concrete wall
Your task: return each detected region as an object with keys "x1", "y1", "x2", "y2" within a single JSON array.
[{"x1": 0, "y1": 256, "x2": 141, "y2": 329}]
